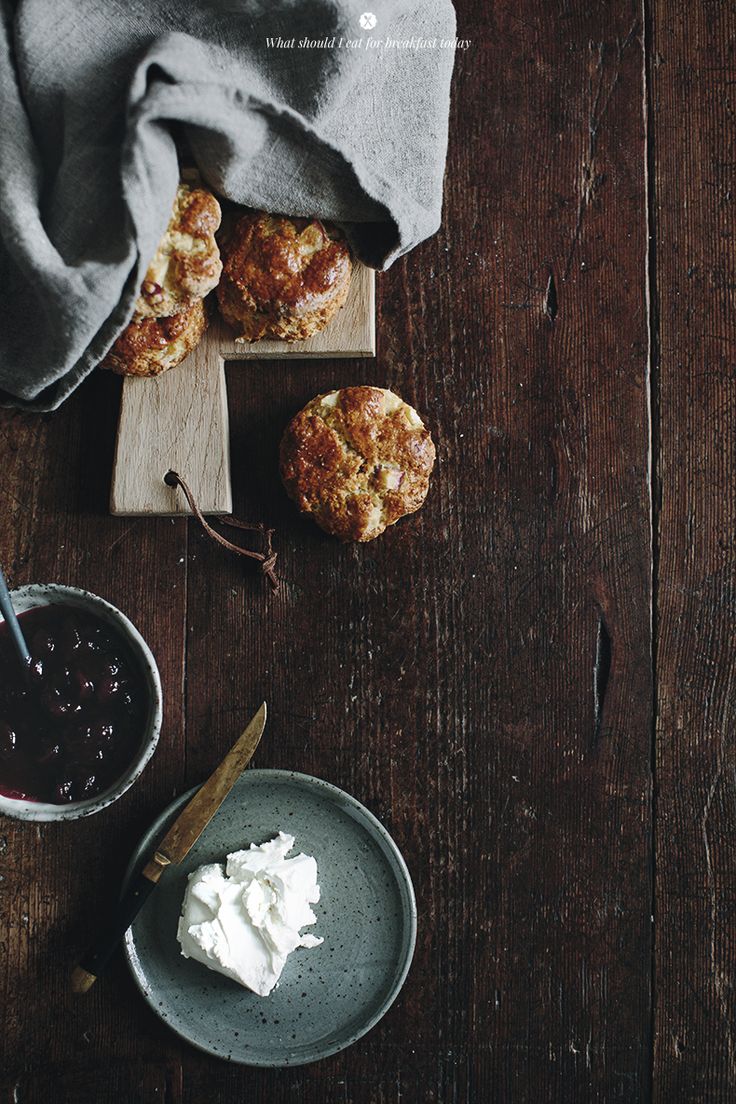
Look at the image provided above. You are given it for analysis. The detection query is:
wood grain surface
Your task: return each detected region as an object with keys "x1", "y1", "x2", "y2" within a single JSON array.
[
  {"x1": 651, "y1": 3, "x2": 736, "y2": 1101},
  {"x1": 111, "y1": 333, "x2": 233, "y2": 516},
  {"x1": 0, "y1": 2, "x2": 734, "y2": 1101}
]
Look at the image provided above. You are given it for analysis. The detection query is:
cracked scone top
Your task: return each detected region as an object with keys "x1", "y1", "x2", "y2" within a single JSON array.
[
  {"x1": 280, "y1": 387, "x2": 436, "y2": 542},
  {"x1": 217, "y1": 212, "x2": 353, "y2": 342},
  {"x1": 101, "y1": 298, "x2": 207, "y2": 377},
  {"x1": 135, "y1": 183, "x2": 222, "y2": 318}
]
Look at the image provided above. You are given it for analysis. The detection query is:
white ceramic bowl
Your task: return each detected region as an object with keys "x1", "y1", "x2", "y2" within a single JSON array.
[{"x1": 0, "y1": 584, "x2": 162, "y2": 822}]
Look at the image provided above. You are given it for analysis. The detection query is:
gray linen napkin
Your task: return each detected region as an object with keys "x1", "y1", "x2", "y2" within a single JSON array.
[{"x1": 0, "y1": 0, "x2": 456, "y2": 409}]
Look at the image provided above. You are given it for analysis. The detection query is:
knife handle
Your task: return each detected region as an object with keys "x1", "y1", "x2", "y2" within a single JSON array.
[{"x1": 71, "y1": 867, "x2": 159, "y2": 993}]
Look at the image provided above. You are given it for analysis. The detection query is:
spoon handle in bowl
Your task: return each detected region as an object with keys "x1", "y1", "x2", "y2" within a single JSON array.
[{"x1": 0, "y1": 568, "x2": 30, "y2": 667}]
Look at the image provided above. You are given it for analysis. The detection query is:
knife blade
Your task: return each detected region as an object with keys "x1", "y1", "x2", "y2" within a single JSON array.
[{"x1": 71, "y1": 701, "x2": 267, "y2": 993}]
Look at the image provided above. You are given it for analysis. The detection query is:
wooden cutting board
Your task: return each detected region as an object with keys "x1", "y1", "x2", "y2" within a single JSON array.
[{"x1": 110, "y1": 264, "x2": 375, "y2": 516}]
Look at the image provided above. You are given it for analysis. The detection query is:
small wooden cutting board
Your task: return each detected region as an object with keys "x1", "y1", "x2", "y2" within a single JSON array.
[{"x1": 110, "y1": 264, "x2": 375, "y2": 516}]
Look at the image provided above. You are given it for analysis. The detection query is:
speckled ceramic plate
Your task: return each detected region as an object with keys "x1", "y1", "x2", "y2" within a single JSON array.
[{"x1": 122, "y1": 769, "x2": 417, "y2": 1066}]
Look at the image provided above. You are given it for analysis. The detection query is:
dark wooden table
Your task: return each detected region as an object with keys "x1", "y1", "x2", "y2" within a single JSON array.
[{"x1": 1, "y1": 2, "x2": 734, "y2": 1100}]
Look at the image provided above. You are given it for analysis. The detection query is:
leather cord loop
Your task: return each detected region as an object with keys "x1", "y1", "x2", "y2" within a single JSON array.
[{"x1": 164, "y1": 471, "x2": 279, "y2": 592}]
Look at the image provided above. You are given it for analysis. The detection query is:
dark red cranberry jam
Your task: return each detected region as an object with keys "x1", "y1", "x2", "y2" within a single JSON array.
[{"x1": 0, "y1": 605, "x2": 148, "y2": 804}]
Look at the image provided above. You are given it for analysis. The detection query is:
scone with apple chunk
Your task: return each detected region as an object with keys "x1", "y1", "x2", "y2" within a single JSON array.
[
  {"x1": 135, "y1": 183, "x2": 222, "y2": 318},
  {"x1": 217, "y1": 212, "x2": 352, "y2": 342},
  {"x1": 279, "y1": 386, "x2": 435, "y2": 541}
]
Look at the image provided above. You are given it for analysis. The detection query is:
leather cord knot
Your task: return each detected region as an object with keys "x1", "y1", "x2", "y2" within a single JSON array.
[{"x1": 164, "y1": 471, "x2": 279, "y2": 592}]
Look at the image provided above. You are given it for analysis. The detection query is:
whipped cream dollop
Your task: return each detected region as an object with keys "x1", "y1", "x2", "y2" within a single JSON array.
[{"x1": 177, "y1": 832, "x2": 323, "y2": 996}]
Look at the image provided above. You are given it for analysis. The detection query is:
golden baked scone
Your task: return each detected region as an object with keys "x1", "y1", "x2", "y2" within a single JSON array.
[
  {"x1": 280, "y1": 386, "x2": 436, "y2": 542},
  {"x1": 135, "y1": 184, "x2": 222, "y2": 318},
  {"x1": 101, "y1": 298, "x2": 207, "y2": 377},
  {"x1": 217, "y1": 212, "x2": 352, "y2": 342}
]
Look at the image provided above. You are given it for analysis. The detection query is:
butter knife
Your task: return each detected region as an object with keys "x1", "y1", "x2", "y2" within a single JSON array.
[{"x1": 71, "y1": 701, "x2": 267, "y2": 993}]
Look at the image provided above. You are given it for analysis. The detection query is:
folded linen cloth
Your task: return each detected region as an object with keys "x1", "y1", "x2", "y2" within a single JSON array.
[{"x1": 0, "y1": 0, "x2": 456, "y2": 409}]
